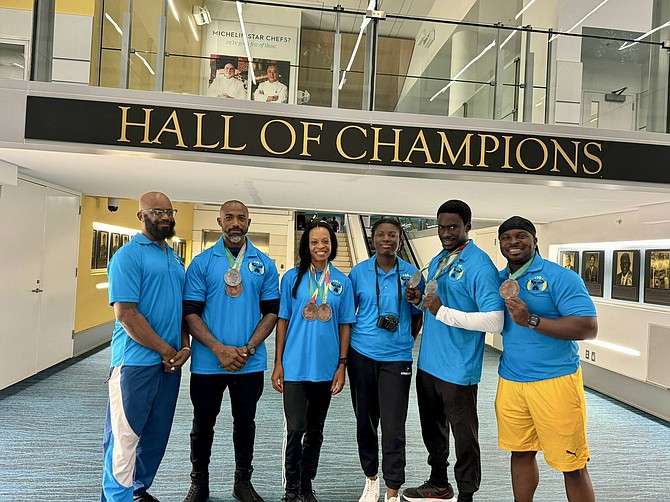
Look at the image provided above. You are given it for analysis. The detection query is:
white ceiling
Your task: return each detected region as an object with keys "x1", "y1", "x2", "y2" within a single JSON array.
[{"x1": 3, "y1": 141, "x2": 670, "y2": 228}]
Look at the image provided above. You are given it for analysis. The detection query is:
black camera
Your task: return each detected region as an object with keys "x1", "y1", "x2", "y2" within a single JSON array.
[{"x1": 377, "y1": 315, "x2": 399, "y2": 332}]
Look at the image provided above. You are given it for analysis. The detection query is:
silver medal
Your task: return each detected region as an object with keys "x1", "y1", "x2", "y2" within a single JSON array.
[
  {"x1": 224, "y1": 268, "x2": 242, "y2": 287},
  {"x1": 406, "y1": 271, "x2": 422, "y2": 288},
  {"x1": 425, "y1": 280, "x2": 438, "y2": 295}
]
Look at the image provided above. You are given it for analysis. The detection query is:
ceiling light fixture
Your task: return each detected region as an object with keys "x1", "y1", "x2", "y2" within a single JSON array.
[
  {"x1": 338, "y1": 0, "x2": 376, "y2": 91},
  {"x1": 236, "y1": 1, "x2": 256, "y2": 85},
  {"x1": 515, "y1": 0, "x2": 538, "y2": 20},
  {"x1": 135, "y1": 52, "x2": 156, "y2": 75},
  {"x1": 549, "y1": 0, "x2": 610, "y2": 42},
  {"x1": 619, "y1": 19, "x2": 670, "y2": 50},
  {"x1": 430, "y1": 40, "x2": 496, "y2": 102},
  {"x1": 104, "y1": 12, "x2": 123, "y2": 36}
]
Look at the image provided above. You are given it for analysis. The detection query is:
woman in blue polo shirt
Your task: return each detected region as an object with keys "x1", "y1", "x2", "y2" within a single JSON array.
[
  {"x1": 348, "y1": 218, "x2": 423, "y2": 502},
  {"x1": 272, "y1": 221, "x2": 356, "y2": 502}
]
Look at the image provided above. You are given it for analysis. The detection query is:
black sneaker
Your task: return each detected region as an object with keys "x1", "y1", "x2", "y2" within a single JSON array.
[
  {"x1": 457, "y1": 493, "x2": 473, "y2": 502},
  {"x1": 301, "y1": 481, "x2": 319, "y2": 502},
  {"x1": 183, "y1": 482, "x2": 210, "y2": 502},
  {"x1": 281, "y1": 490, "x2": 305, "y2": 502},
  {"x1": 134, "y1": 493, "x2": 160, "y2": 502},
  {"x1": 402, "y1": 480, "x2": 454, "y2": 501},
  {"x1": 232, "y1": 479, "x2": 264, "y2": 502}
]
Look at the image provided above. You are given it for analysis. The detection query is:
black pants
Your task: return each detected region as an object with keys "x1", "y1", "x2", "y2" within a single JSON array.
[
  {"x1": 416, "y1": 369, "x2": 480, "y2": 496},
  {"x1": 282, "y1": 381, "x2": 332, "y2": 491},
  {"x1": 348, "y1": 348, "x2": 412, "y2": 490},
  {"x1": 189, "y1": 371, "x2": 264, "y2": 479}
]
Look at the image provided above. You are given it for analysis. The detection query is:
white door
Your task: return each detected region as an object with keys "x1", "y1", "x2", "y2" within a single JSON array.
[
  {"x1": 0, "y1": 179, "x2": 80, "y2": 389},
  {"x1": 0, "y1": 179, "x2": 45, "y2": 388},
  {"x1": 36, "y1": 187, "x2": 80, "y2": 372}
]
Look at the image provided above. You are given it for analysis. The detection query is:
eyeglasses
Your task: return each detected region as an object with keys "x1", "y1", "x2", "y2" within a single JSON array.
[{"x1": 143, "y1": 208, "x2": 178, "y2": 218}]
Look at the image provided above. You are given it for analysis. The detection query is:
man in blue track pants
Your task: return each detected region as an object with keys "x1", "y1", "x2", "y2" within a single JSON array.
[{"x1": 101, "y1": 192, "x2": 190, "y2": 501}]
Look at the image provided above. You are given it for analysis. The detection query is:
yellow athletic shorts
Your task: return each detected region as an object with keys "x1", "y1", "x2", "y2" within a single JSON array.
[{"x1": 495, "y1": 367, "x2": 590, "y2": 472}]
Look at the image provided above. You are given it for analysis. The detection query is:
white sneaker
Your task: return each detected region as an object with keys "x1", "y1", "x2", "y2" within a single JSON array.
[
  {"x1": 358, "y1": 477, "x2": 380, "y2": 502},
  {"x1": 384, "y1": 494, "x2": 399, "y2": 502}
]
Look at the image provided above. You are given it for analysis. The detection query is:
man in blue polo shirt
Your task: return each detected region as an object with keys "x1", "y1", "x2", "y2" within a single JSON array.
[
  {"x1": 495, "y1": 216, "x2": 597, "y2": 502},
  {"x1": 102, "y1": 191, "x2": 189, "y2": 502},
  {"x1": 182, "y1": 200, "x2": 280, "y2": 502},
  {"x1": 404, "y1": 200, "x2": 503, "y2": 502}
]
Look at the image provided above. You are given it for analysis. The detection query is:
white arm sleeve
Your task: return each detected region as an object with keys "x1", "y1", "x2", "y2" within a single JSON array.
[{"x1": 435, "y1": 307, "x2": 504, "y2": 333}]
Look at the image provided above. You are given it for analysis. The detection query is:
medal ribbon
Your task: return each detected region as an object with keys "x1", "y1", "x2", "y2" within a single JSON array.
[
  {"x1": 224, "y1": 241, "x2": 247, "y2": 271},
  {"x1": 429, "y1": 240, "x2": 470, "y2": 282},
  {"x1": 308, "y1": 263, "x2": 331, "y2": 305},
  {"x1": 507, "y1": 254, "x2": 535, "y2": 280}
]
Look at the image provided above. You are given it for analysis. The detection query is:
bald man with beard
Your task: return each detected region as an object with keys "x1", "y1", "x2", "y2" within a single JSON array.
[{"x1": 102, "y1": 192, "x2": 190, "y2": 502}]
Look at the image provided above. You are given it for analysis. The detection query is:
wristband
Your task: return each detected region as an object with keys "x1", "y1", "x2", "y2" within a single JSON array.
[
  {"x1": 182, "y1": 347, "x2": 191, "y2": 351},
  {"x1": 338, "y1": 358, "x2": 348, "y2": 366}
]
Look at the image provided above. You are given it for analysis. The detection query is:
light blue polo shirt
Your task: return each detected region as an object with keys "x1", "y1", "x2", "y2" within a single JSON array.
[
  {"x1": 349, "y1": 256, "x2": 421, "y2": 362},
  {"x1": 417, "y1": 241, "x2": 503, "y2": 385},
  {"x1": 279, "y1": 265, "x2": 356, "y2": 382},
  {"x1": 184, "y1": 237, "x2": 280, "y2": 375},
  {"x1": 498, "y1": 254, "x2": 597, "y2": 383},
  {"x1": 108, "y1": 233, "x2": 185, "y2": 367}
]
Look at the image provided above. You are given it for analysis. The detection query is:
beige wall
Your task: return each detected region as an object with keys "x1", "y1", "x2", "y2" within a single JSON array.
[
  {"x1": 191, "y1": 204, "x2": 293, "y2": 277},
  {"x1": 75, "y1": 195, "x2": 194, "y2": 333}
]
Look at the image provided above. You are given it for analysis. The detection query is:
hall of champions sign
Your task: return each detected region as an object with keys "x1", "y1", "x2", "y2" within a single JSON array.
[{"x1": 24, "y1": 96, "x2": 670, "y2": 185}]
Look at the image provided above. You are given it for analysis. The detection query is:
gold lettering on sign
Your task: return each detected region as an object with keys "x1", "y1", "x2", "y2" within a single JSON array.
[
  {"x1": 550, "y1": 139, "x2": 579, "y2": 173},
  {"x1": 582, "y1": 142, "x2": 603, "y2": 175},
  {"x1": 436, "y1": 132, "x2": 473, "y2": 166},
  {"x1": 336, "y1": 125, "x2": 368, "y2": 160},
  {"x1": 151, "y1": 110, "x2": 187, "y2": 148},
  {"x1": 260, "y1": 119, "x2": 296, "y2": 155},
  {"x1": 118, "y1": 106, "x2": 154, "y2": 144},
  {"x1": 193, "y1": 113, "x2": 219, "y2": 149},
  {"x1": 477, "y1": 134, "x2": 500, "y2": 167},
  {"x1": 501, "y1": 136, "x2": 514, "y2": 168},
  {"x1": 221, "y1": 115, "x2": 246, "y2": 151},
  {"x1": 371, "y1": 127, "x2": 402, "y2": 162},
  {"x1": 516, "y1": 137, "x2": 549, "y2": 171},
  {"x1": 300, "y1": 122, "x2": 324, "y2": 157},
  {"x1": 403, "y1": 130, "x2": 436, "y2": 164}
]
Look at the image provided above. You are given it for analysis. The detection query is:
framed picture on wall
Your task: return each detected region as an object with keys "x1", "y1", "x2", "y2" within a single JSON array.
[
  {"x1": 644, "y1": 250, "x2": 670, "y2": 306},
  {"x1": 109, "y1": 233, "x2": 121, "y2": 259},
  {"x1": 91, "y1": 229, "x2": 98, "y2": 270},
  {"x1": 121, "y1": 234, "x2": 130, "y2": 246},
  {"x1": 611, "y1": 250, "x2": 640, "y2": 302},
  {"x1": 581, "y1": 250, "x2": 604, "y2": 297},
  {"x1": 95, "y1": 230, "x2": 110, "y2": 270},
  {"x1": 251, "y1": 59, "x2": 290, "y2": 104},
  {"x1": 559, "y1": 250, "x2": 579, "y2": 273}
]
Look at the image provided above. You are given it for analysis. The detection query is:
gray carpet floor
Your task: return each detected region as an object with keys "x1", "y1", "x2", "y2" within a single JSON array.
[{"x1": 1, "y1": 340, "x2": 669, "y2": 501}]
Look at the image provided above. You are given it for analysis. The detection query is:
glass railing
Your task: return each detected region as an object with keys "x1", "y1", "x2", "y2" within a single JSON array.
[{"x1": 23, "y1": 0, "x2": 670, "y2": 134}]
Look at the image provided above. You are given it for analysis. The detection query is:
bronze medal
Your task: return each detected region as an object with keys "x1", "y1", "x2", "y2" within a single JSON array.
[
  {"x1": 406, "y1": 271, "x2": 422, "y2": 288},
  {"x1": 226, "y1": 283, "x2": 243, "y2": 298},
  {"x1": 316, "y1": 303, "x2": 333, "y2": 322},
  {"x1": 302, "y1": 303, "x2": 318, "y2": 321},
  {"x1": 499, "y1": 279, "x2": 520, "y2": 299},
  {"x1": 224, "y1": 268, "x2": 242, "y2": 287}
]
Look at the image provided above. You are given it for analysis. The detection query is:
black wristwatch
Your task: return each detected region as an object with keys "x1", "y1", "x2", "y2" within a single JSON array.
[
  {"x1": 528, "y1": 314, "x2": 540, "y2": 329},
  {"x1": 246, "y1": 344, "x2": 256, "y2": 356},
  {"x1": 338, "y1": 358, "x2": 348, "y2": 366}
]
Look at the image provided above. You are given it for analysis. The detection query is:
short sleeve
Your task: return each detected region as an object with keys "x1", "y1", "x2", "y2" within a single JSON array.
[
  {"x1": 184, "y1": 255, "x2": 208, "y2": 302},
  {"x1": 260, "y1": 257, "x2": 280, "y2": 301},
  {"x1": 108, "y1": 248, "x2": 141, "y2": 305}
]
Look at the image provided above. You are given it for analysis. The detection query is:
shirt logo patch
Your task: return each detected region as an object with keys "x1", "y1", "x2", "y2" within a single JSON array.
[
  {"x1": 526, "y1": 275, "x2": 548, "y2": 292},
  {"x1": 449, "y1": 264, "x2": 464, "y2": 281},
  {"x1": 400, "y1": 272, "x2": 412, "y2": 283},
  {"x1": 329, "y1": 280, "x2": 343, "y2": 295},
  {"x1": 249, "y1": 260, "x2": 265, "y2": 275}
]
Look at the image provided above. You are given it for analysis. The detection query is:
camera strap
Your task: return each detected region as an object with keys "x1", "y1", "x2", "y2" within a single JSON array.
[{"x1": 375, "y1": 259, "x2": 401, "y2": 319}]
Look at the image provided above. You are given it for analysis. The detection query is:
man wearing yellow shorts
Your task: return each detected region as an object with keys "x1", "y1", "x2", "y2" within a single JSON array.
[{"x1": 496, "y1": 217, "x2": 597, "y2": 502}]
